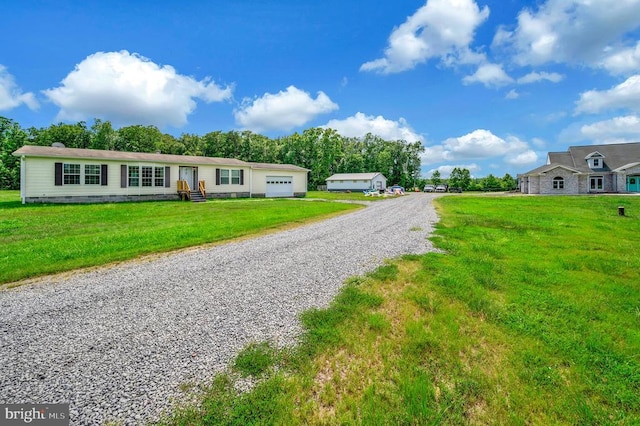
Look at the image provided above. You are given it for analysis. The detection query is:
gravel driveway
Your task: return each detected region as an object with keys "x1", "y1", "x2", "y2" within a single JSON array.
[{"x1": 0, "y1": 193, "x2": 442, "y2": 425}]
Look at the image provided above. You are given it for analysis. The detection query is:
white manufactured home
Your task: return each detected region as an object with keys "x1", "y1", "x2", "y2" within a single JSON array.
[
  {"x1": 13, "y1": 145, "x2": 309, "y2": 203},
  {"x1": 325, "y1": 172, "x2": 387, "y2": 192}
]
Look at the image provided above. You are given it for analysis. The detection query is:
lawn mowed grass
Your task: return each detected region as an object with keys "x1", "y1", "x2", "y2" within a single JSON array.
[
  {"x1": 163, "y1": 195, "x2": 640, "y2": 425},
  {"x1": 0, "y1": 191, "x2": 359, "y2": 284}
]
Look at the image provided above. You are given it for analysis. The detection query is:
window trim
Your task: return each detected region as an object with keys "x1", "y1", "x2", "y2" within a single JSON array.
[
  {"x1": 84, "y1": 164, "x2": 101, "y2": 185},
  {"x1": 220, "y1": 169, "x2": 230, "y2": 185},
  {"x1": 552, "y1": 176, "x2": 564, "y2": 190},
  {"x1": 217, "y1": 168, "x2": 244, "y2": 185},
  {"x1": 63, "y1": 163, "x2": 81, "y2": 185},
  {"x1": 154, "y1": 167, "x2": 165, "y2": 187},
  {"x1": 141, "y1": 166, "x2": 153, "y2": 187},
  {"x1": 128, "y1": 166, "x2": 140, "y2": 187}
]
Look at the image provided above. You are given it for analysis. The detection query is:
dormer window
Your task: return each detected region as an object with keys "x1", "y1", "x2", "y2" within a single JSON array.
[{"x1": 585, "y1": 151, "x2": 605, "y2": 169}]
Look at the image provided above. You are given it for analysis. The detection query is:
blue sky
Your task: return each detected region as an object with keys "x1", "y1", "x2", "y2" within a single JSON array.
[{"x1": 2, "y1": 0, "x2": 640, "y2": 178}]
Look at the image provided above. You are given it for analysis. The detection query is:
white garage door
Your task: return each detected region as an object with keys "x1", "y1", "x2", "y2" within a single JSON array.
[{"x1": 266, "y1": 176, "x2": 293, "y2": 197}]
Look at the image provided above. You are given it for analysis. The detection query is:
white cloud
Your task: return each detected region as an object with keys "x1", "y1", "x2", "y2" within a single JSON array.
[
  {"x1": 517, "y1": 71, "x2": 564, "y2": 84},
  {"x1": 505, "y1": 89, "x2": 520, "y2": 99},
  {"x1": 504, "y1": 145, "x2": 538, "y2": 165},
  {"x1": 494, "y1": 0, "x2": 640, "y2": 70},
  {"x1": 580, "y1": 115, "x2": 640, "y2": 144},
  {"x1": 234, "y1": 86, "x2": 338, "y2": 132},
  {"x1": 324, "y1": 112, "x2": 423, "y2": 142},
  {"x1": 531, "y1": 137, "x2": 547, "y2": 149},
  {"x1": 463, "y1": 63, "x2": 514, "y2": 87},
  {"x1": 421, "y1": 129, "x2": 537, "y2": 165},
  {"x1": 0, "y1": 65, "x2": 38, "y2": 111},
  {"x1": 360, "y1": 0, "x2": 489, "y2": 74},
  {"x1": 575, "y1": 74, "x2": 640, "y2": 114},
  {"x1": 600, "y1": 42, "x2": 640, "y2": 76},
  {"x1": 43, "y1": 50, "x2": 232, "y2": 128},
  {"x1": 444, "y1": 129, "x2": 512, "y2": 158}
]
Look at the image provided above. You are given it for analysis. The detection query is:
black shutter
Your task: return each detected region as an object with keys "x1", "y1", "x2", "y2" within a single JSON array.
[
  {"x1": 216, "y1": 168, "x2": 220, "y2": 185},
  {"x1": 101, "y1": 164, "x2": 108, "y2": 186},
  {"x1": 240, "y1": 169, "x2": 244, "y2": 185},
  {"x1": 55, "y1": 162, "x2": 63, "y2": 186},
  {"x1": 165, "y1": 166, "x2": 171, "y2": 188},
  {"x1": 121, "y1": 165, "x2": 127, "y2": 188}
]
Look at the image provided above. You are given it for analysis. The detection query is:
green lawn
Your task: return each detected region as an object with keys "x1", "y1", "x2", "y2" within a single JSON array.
[
  {"x1": 163, "y1": 195, "x2": 640, "y2": 425},
  {"x1": 0, "y1": 191, "x2": 359, "y2": 285}
]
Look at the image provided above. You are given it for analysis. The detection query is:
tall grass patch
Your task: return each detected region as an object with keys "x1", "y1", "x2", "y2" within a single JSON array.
[{"x1": 161, "y1": 195, "x2": 640, "y2": 424}]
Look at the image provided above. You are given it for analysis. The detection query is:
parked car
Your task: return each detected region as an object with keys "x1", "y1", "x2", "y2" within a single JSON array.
[
  {"x1": 435, "y1": 184, "x2": 447, "y2": 192},
  {"x1": 448, "y1": 187, "x2": 463, "y2": 193},
  {"x1": 424, "y1": 184, "x2": 435, "y2": 192},
  {"x1": 388, "y1": 185, "x2": 405, "y2": 195}
]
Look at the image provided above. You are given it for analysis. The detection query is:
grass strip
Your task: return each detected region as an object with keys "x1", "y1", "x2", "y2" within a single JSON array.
[{"x1": 0, "y1": 191, "x2": 359, "y2": 284}]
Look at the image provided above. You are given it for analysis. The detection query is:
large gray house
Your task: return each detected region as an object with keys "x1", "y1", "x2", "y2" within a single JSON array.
[{"x1": 518, "y1": 142, "x2": 640, "y2": 194}]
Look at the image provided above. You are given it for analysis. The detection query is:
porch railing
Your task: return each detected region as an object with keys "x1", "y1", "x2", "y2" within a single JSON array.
[
  {"x1": 198, "y1": 180, "x2": 206, "y2": 199},
  {"x1": 177, "y1": 180, "x2": 191, "y2": 200}
]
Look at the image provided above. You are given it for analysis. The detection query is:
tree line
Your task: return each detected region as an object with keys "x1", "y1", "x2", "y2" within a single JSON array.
[
  {"x1": 0, "y1": 116, "x2": 424, "y2": 191},
  {"x1": 427, "y1": 168, "x2": 518, "y2": 192}
]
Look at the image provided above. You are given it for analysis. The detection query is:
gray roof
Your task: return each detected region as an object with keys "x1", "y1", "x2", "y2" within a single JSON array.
[
  {"x1": 326, "y1": 172, "x2": 384, "y2": 181},
  {"x1": 13, "y1": 145, "x2": 306, "y2": 171},
  {"x1": 250, "y1": 162, "x2": 309, "y2": 172},
  {"x1": 522, "y1": 142, "x2": 640, "y2": 175}
]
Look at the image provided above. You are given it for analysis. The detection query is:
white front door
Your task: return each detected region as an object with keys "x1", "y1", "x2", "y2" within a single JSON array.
[
  {"x1": 266, "y1": 176, "x2": 293, "y2": 197},
  {"x1": 179, "y1": 167, "x2": 196, "y2": 189}
]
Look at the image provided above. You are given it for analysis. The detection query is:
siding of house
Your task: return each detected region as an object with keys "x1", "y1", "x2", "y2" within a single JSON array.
[
  {"x1": 327, "y1": 179, "x2": 372, "y2": 191},
  {"x1": 209, "y1": 166, "x2": 251, "y2": 198},
  {"x1": 22, "y1": 157, "x2": 178, "y2": 203},
  {"x1": 19, "y1": 156, "x2": 310, "y2": 203},
  {"x1": 523, "y1": 175, "x2": 540, "y2": 194},
  {"x1": 538, "y1": 169, "x2": 579, "y2": 194},
  {"x1": 371, "y1": 175, "x2": 387, "y2": 190}
]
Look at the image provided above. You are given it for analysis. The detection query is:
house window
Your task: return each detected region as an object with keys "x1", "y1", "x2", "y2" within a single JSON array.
[
  {"x1": 231, "y1": 170, "x2": 240, "y2": 184},
  {"x1": 63, "y1": 163, "x2": 80, "y2": 185},
  {"x1": 593, "y1": 158, "x2": 600, "y2": 167},
  {"x1": 84, "y1": 165, "x2": 101, "y2": 185},
  {"x1": 141, "y1": 166, "x2": 153, "y2": 187},
  {"x1": 552, "y1": 176, "x2": 564, "y2": 189},
  {"x1": 128, "y1": 166, "x2": 140, "y2": 187},
  {"x1": 154, "y1": 167, "x2": 164, "y2": 187}
]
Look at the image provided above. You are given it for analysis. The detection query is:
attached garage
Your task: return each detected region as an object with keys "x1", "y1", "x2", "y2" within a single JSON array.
[
  {"x1": 266, "y1": 176, "x2": 293, "y2": 197},
  {"x1": 250, "y1": 163, "x2": 309, "y2": 198}
]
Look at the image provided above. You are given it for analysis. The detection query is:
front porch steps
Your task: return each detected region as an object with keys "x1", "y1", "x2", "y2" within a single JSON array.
[{"x1": 190, "y1": 191, "x2": 206, "y2": 202}]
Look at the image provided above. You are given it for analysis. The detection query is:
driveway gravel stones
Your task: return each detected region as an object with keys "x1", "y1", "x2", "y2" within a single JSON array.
[{"x1": 0, "y1": 193, "x2": 442, "y2": 425}]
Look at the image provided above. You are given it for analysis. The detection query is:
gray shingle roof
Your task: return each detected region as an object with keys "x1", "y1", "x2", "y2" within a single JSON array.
[
  {"x1": 522, "y1": 142, "x2": 640, "y2": 175},
  {"x1": 325, "y1": 172, "x2": 383, "y2": 181},
  {"x1": 13, "y1": 145, "x2": 307, "y2": 171}
]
